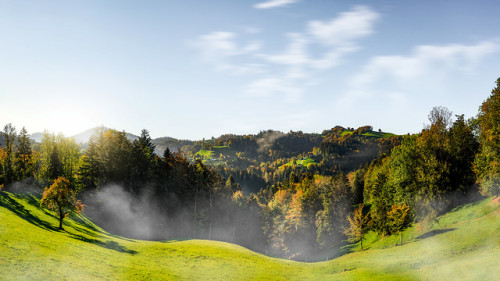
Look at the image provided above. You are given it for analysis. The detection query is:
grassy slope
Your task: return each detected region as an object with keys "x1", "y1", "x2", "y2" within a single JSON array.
[
  {"x1": 1, "y1": 192, "x2": 498, "y2": 281},
  {"x1": 281, "y1": 157, "x2": 317, "y2": 169},
  {"x1": 340, "y1": 131, "x2": 396, "y2": 138}
]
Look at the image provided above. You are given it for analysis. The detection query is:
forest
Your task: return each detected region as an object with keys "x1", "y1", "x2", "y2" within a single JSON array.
[{"x1": 1, "y1": 78, "x2": 499, "y2": 260}]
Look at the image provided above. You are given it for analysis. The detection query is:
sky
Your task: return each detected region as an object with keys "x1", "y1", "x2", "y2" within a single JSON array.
[{"x1": 1, "y1": 0, "x2": 499, "y2": 140}]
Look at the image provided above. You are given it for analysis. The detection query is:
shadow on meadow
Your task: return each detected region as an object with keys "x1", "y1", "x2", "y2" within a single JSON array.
[
  {"x1": 161, "y1": 238, "x2": 193, "y2": 243},
  {"x1": 415, "y1": 228, "x2": 456, "y2": 240},
  {"x1": 1, "y1": 191, "x2": 137, "y2": 255},
  {"x1": 68, "y1": 233, "x2": 138, "y2": 254},
  {"x1": 0, "y1": 191, "x2": 58, "y2": 232}
]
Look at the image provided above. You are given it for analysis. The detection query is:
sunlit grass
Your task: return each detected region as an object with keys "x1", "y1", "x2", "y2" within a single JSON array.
[
  {"x1": 1, "y1": 191, "x2": 498, "y2": 280},
  {"x1": 195, "y1": 150, "x2": 215, "y2": 159},
  {"x1": 340, "y1": 130, "x2": 396, "y2": 138}
]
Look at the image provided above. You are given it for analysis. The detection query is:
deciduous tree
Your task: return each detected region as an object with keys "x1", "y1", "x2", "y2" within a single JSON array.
[
  {"x1": 387, "y1": 203, "x2": 412, "y2": 246},
  {"x1": 40, "y1": 177, "x2": 85, "y2": 230},
  {"x1": 344, "y1": 204, "x2": 372, "y2": 251},
  {"x1": 474, "y1": 78, "x2": 500, "y2": 196}
]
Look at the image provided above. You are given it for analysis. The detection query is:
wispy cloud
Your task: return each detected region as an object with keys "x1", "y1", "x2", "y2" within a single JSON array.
[
  {"x1": 244, "y1": 77, "x2": 303, "y2": 102},
  {"x1": 351, "y1": 41, "x2": 499, "y2": 88},
  {"x1": 249, "y1": 5, "x2": 379, "y2": 100},
  {"x1": 340, "y1": 40, "x2": 500, "y2": 110},
  {"x1": 192, "y1": 5, "x2": 379, "y2": 101},
  {"x1": 192, "y1": 31, "x2": 263, "y2": 74},
  {"x1": 254, "y1": 0, "x2": 300, "y2": 9},
  {"x1": 308, "y1": 5, "x2": 379, "y2": 47},
  {"x1": 259, "y1": 6, "x2": 379, "y2": 73}
]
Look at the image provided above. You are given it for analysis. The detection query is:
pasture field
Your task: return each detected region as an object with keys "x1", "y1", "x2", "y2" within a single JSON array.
[{"x1": 0, "y1": 191, "x2": 498, "y2": 280}]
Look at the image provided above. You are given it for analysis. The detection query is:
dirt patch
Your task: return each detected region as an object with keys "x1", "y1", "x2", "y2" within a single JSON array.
[{"x1": 492, "y1": 196, "x2": 500, "y2": 204}]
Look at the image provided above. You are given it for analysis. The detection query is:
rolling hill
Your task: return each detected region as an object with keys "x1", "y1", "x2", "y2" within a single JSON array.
[
  {"x1": 29, "y1": 127, "x2": 139, "y2": 144},
  {"x1": 1, "y1": 191, "x2": 498, "y2": 280}
]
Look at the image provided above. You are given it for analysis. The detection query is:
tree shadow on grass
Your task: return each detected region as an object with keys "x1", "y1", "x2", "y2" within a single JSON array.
[
  {"x1": 415, "y1": 228, "x2": 456, "y2": 240},
  {"x1": 161, "y1": 238, "x2": 193, "y2": 243},
  {"x1": 68, "y1": 233, "x2": 138, "y2": 255},
  {"x1": 21, "y1": 193, "x2": 61, "y2": 220},
  {"x1": 290, "y1": 240, "x2": 355, "y2": 262},
  {"x1": 0, "y1": 192, "x2": 58, "y2": 232},
  {"x1": 70, "y1": 216, "x2": 106, "y2": 234}
]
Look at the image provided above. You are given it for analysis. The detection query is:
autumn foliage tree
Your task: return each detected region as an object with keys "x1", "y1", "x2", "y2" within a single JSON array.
[
  {"x1": 40, "y1": 177, "x2": 85, "y2": 230},
  {"x1": 387, "y1": 203, "x2": 412, "y2": 246},
  {"x1": 344, "y1": 204, "x2": 372, "y2": 251},
  {"x1": 474, "y1": 77, "x2": 500, "y2": 196}
]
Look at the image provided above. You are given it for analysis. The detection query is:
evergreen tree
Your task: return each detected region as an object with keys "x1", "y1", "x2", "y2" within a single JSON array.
[
  {"x1": 448, "y1": 115, "x2": 479, "y2": 192},
  {"x1": 76, "y1": 139, "x2": 102, "y2": 190},
  {"x1": 15, "y1": 127, "x2": 33, "y2": 180},
  {"x1": 1, "y1": 123, "x2": 16, "y2": 186},
  {"x1": 130, "y1": 129, "x2": 156, "y2": 192}
]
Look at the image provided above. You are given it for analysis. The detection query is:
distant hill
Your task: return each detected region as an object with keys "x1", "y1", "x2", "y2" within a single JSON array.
[
  {"x1": 28, "y1": 132, "x2": 44, "y2": 143},
  {"x1": 152, "y1": 136, "x2": 194, "y2": 155},
  {"x1": 72, "y1": 126, "x2": 139, "y2": 144},
  {"x1": 30, "y1": 127, "x2": 139, "y2": 144},
  {"x1": 72, "y1": 126, "x2": 108, "y2": 144}
]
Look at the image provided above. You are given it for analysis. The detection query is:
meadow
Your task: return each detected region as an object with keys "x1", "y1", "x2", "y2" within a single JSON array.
[{"x1": 1, "y1": 191, "x2": 498, "y2": 280}]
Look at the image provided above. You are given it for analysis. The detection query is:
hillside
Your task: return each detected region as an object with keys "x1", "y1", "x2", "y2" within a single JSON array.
[
  {"x1": 28, "y1": 127, "x2": 139, "y2": 144},
  {"x1": 1, "y1": 191, "x2": 498, "y2": 280}
]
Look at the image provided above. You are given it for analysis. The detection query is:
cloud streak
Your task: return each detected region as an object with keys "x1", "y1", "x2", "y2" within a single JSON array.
[
  {"x1": 247, "y1": 5, "x2": 379, "y2": 100},
  {"x1": 193, "y1": 31, "x2": 263, "y2": 74},
  {"x1": 254, "y1": 0, "x2": 300, "y2": 9},
  {"x1": 335, "y1": 40, "x2": 500, "y2": 129},
  {"x1": 350, "y1": 41, "x2": 499, "y2": 91},
  {"x1": 192, "y1": 5, "x2": 379, "y2": 101}
]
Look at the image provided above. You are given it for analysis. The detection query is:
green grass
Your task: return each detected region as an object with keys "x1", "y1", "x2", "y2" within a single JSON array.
[
  {"x1": 195, "y1": 150, "x2": 215, "y2": 159},
  {"x1": 196, "y1": 147, "x2": 236, "y2": 166},
  {"x1": 296, "y1": 157, "x2": 315, "y2": 166},
  {"x1": 212, "y1": 146, "x2": 229, "y2": 149},
  {"x1": 282, "y1": 157, "x2": 317, "y2": 169},
  {"x1": 1, "y1": 191, "x2": 499, "y2": 280},
  {"x1": 340, "y1": 131, "x2": 396, "y2": 138}
]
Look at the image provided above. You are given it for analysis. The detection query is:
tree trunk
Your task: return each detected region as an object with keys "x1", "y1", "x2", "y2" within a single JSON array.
[
  {"x1": 360, "y1": 235, "x2": 363, "y2": 251},
  {"x1": 58, "y1": 205, "x2": 64, "y2": 230},
  {"x1": 209, "y1": 190, "x2": 213, "y2": 240},
  {"x1": 193, "y1": 187, "x2": 197, "y2": 238},
  {"x1": 400, "y1": 231, "x2": 402, "y2": 246},
  {"x1": 226, "y1": 206, "x2": 229, "y2": 240}
]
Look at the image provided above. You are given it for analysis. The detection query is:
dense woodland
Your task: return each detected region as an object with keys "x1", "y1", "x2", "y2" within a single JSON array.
[{"x1": 1, "y1": 78, "x2": 499, "y2": 260}]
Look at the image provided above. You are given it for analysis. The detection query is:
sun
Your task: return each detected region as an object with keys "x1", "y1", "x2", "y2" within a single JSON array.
[{"x1": 43, "y1": 105, "x2": 99, "y2": 137}]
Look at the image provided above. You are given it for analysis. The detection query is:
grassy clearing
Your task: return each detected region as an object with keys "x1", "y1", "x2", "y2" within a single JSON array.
[
  {"x1": 1, "y1": 191, "x2": 498, "y2": 280},
  {"x1": 296, "y1": 157, "x2": 315, "y2": 166},
  {"x1": 212, "y1": 146, "x2": 229, "y2": 149},
  {"x1": 282, "y1": 157, "x2": 317, "y2": 169},
  {"x1": 340, "y1": 131, "x2": 396, "y2": 138},
  {"x1": 195, "y1": 150, "x2": 215, "y2": 159},
  {"x1": 196, "y1": 147, "x2": 237, "y2": 166}
]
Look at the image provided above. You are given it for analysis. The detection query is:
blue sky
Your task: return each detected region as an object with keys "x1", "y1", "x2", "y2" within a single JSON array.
[{"x1": 1, "y1": 0, "x2": 499, "y2": 139}]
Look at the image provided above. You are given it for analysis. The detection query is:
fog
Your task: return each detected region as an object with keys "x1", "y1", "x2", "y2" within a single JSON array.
[
  {"x1": 256, "y1": 131, "x2": 285, "y2": 153},
  {"x1": 82, "y1": 184, "x2": 268, "y2": 254},
  {"x1": 84, "y1": 185, "x2": 168, "y2": 240}
]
